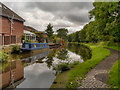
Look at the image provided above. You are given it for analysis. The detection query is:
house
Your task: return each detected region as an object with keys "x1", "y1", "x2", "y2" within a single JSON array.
[
  {"x1": 23, "y1": 30, "x2": 36, "y2": 41},
  {"x1": 24, "y1": 25, "x2": 38, "y2": 33},
  {"x1": 23, "y1": 25, "x2": 37, "y2": 41},
  {"x1": 24, "y1": 25, "x2": 47, "y2": 43},
  {"x1": 0, "y1": 2, "x2": 25, "y2": 45}
]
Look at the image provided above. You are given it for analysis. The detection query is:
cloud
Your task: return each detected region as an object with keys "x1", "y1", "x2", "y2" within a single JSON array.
[{"x1": 3, "y1": 2, "x2": 93, "y2": 33}]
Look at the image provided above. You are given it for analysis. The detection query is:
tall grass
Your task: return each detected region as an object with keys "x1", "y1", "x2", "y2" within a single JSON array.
[{"x1": 66, "y1": 45, "x2": 110, "y2": 88}]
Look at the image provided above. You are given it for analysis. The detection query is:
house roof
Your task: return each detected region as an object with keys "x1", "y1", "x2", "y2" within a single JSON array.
[
  {"x1": 24, "y1": 25, "x2": 38, "y2": 32},
  {"x1": 24, "y1": 30, "x2": 36, "y2": 35},
  {"x1": 0, "y1": 2, "x2": 25, "y2": 22}
]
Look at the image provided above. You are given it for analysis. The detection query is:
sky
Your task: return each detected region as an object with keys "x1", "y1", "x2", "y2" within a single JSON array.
[{"x1": 3, "y1": 2, "x2": 94, "y2": 34}]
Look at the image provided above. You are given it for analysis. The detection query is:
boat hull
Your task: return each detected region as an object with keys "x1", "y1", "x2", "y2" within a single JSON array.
[{"x1": 21, "y1": 43, "x2": 49, "y2": 51}]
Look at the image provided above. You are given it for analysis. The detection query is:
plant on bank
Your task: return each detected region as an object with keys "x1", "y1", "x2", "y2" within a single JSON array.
[
  {"x1": 53, "y1": 63, "x2": 70, "y2": 73},
  {"x1": 0, "y1": 52, "x2": 9, "y2": 62},
  {"x1": 53, "y1": 61, "x2": 80, "y2": 74},
  {"x1": 11, "y1": 45, "x2": 21, "y2": 53}
]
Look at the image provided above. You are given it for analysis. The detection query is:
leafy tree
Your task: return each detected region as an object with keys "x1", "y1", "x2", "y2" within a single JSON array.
[
  {"x1": 35, "y1": 32, "x2": 43, "y2": 43},
  {"x1": 45, "y1": 23, "x2": 54, "y2": 39},
  {"x1": 57, "y1": 28, "x2": 68, "y2": 40},
  {"x1": 68, "y1": 1, "x2": 120, "y2": 44}
]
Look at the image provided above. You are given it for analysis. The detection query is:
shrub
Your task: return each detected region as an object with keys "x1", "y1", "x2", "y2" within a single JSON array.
[
  {"x1": 25, "y1": 39, "x2": 30, "y2": 43},
  {"x1": 22, "y1": 34, "x2": 26, "y2": 40},
  {"x1": 0, "y1": 52, "x2": 9, "y2": 62},
  {"x1": 53, "y1": 63, "x2": 70, "y2": 73},
  {"x1": 11, "y1": 45, "x2": 20, "y2": 53}
]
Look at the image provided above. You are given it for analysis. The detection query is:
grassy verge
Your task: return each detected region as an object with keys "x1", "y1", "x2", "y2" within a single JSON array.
[
  {"x1": 85, "y1": 42, "x2": 120, "y2": 51},
  {"x1": 51, "y1": 70, "x2": 72, "y2": 88},
  {"x1": 66, "y1": 44, "x2": 110, "y2": 88},
  {"x1": 69, "y1": 42, "x2": 120, "y2": 51},
  {"x1": 108, "y1": 59, "x2": 120, "y2": 88}
]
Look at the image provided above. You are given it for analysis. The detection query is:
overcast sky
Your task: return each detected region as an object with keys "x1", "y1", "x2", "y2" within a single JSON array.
[{"x1": 4, "y1": 2, "x2": 94, "y2": 34}]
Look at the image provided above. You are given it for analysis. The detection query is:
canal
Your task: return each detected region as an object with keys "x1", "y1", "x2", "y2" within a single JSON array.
[{"x1": 1, "y1": 43, "x2": 92, "y2": 88}]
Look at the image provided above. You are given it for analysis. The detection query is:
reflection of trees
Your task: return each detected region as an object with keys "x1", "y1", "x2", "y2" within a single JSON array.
[
  {"x1": 68, "y1": 43, "x2": 92, "y2": 61},
  {"x1": 57, "y1": 48, "x2": 68, "y2": 60},
  {"x1": 45, "y1": 49, "x2": 58, "y2": 69}
]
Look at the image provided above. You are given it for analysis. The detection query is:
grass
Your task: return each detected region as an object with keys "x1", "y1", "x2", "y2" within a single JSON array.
[
  {"x1": 50, "y1": 69, "x2": 72, "y2": 88},
  {"x1": 107, "y1": 59, "x2": 120, "y2": 88},
  {"x1": 85, "y1": 41, "x2": 120, "y2": 51},
  {"x1": 66, "y1": 44, "x2": 110, "y2": 88},
  {"x1": 50, "y1": 61, "x2": 80, "y2": 88}
]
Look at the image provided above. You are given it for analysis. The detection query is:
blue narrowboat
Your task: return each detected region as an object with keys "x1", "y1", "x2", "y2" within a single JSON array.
[{"x1": 21, "y1": 43, "x2": 49, "y2": 51}]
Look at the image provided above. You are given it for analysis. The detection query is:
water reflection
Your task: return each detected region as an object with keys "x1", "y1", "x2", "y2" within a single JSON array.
[
  {"x1": 1, "y1": 43, "x2": 92, "y2": 89},
  {"x1": 67, "y1": 43, "x2": 92, "y2": 61},
  {"x1": 1, "y1": 60, "x2": 24, "y2": 89}
]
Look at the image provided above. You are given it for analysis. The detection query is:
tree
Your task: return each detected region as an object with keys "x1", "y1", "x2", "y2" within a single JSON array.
[
  {"x1": 68, "y1": 1, "x2": 120, "y2": 44},
  {"x1": 35, "y1": 32, "x2": 43, "y2": 43},
  {"x1": 57, "y1": 28, "x2": 68, "y2": 40},
  {"x1": 45, "y1": 23, "x2": 54, "y2": 39}
]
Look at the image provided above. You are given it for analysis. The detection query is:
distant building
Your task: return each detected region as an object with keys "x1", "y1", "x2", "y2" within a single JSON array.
[
  {"x1": 24, "y1": 30, "x2": 36, "y2": 41},
  {"x1": 24, "y1": 25, "x2": 47, "y2": 43},
  {"x1": 0, "y1": 2, "x2": 25, "y2": 45},
  {"x1": 24, "y1": 25, "x2": 38, "y2": 33}
]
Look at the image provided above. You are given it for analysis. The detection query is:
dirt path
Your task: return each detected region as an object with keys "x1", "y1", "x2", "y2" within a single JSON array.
[{"x1": 79, "y1": 48, "x2": 120, "y2": 88}]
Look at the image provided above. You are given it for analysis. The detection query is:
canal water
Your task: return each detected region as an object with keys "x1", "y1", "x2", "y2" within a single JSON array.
[{"x1": 1, "y1": 43, "x2": 92, "y2": 88}]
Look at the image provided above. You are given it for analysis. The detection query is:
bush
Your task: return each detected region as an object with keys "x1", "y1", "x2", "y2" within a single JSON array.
[
  {"x1": 11, "y1": 45, "x2": 20, "y2": 53},
  {"x1": 22, "y1": 34, "x2": 26, "y2": 40},
  {"x1": 53, "y1": 63, "x2": 70, "y2": 73},
  {"x1": 0, "y1": 52, "x2": 9, "y2": 62},
  {"x1": 25, "y1": 39, "x2": 30, "y2": 43},
  {"x1": 106, "y1": 41, "x2": 118, "y2": 46}
]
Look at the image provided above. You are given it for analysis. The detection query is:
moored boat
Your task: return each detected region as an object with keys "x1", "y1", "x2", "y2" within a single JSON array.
[{"x1": 21, "y1": 43, "x2": 49, "y2": 51}]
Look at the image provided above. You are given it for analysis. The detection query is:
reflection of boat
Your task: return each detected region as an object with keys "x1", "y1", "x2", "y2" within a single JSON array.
[
  {"x1": 49, "y1": 43, "x2": 61, "y2": 49},
  {"x1": 21, "y1": 43, "x2": 49, "y2": 51},
  {"x1": 1, "y1": 60, "x2": 25, "y2": 89},
  {"x1": 21, "y1": 51, "x2": 49, "y2": 66}
]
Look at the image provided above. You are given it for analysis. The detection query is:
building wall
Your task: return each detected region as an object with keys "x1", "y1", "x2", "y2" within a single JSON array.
[{"x1": 1, "y1": 16, "x2": 24, "y2": 44}]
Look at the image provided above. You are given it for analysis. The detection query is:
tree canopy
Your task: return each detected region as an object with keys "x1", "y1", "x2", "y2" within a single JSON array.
[
  {"x1": 68, "y1": 2, "x2": 120, "y2": 44},
  {"x1": 57, "y1": 28, "x2": 68, "y2": 40},
  {"x1": 45, "y1": 23, "x2": 54, "y2": 39}
]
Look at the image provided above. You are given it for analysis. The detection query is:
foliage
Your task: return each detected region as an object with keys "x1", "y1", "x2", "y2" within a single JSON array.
[
  {"x1": 66, "y1": 44, "x2": 110, "y2": 88},
  {"x1": 57, "y1": 49, "x2": 68, "y2": 60},
  {"x1": 0, "y1": 52, "x2": 9, "y2": 62},
  {"x1": 57, "y1": 28, "x2": 68, "y2": 41},
  {"x1": 1, "y1": 61, "x2": 9, "y2": 71},
  {"x1": 45, "y1": 23, "x2": 54, "y2": 39},
  {"x1": 25, "y1": 39, "x2": 30, "y2": 43},
  {"x1": 53, "y1": 61, "x2": 80, "y2": 74},
  {"x1": 53, "y1": 63, "x2": 70, "y2": 73},
  {"x1": 35, "y1": 32, "x2": 43, "y2": 43},
  {"x1": 68, "y1": 43, "x2": 92, "y2": 61},
  {"x1": 53, "y1": 35, "x2": 61, "y2": 44},
  {"x1": 11, "y1": 45, "x2": 20, "y2": 53},
  {"x1": 86, "y1": 41, "x2": 120, "y2": 51},
  {"x1": 108, "y1": 59, "x2": 120, "y2": 88},
  {"x1": 22, "y1": 34, "x2": 26, "y2": 40},
  {"x1": 68, "y1": 2, "x2": 120, "y2": 44}
]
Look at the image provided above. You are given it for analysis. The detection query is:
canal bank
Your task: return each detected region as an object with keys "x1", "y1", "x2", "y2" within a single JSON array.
[
  {"x1": 66, "y1": 42, "x2": 119, "y2": 88},
  {"x1": 66, "y1": 43, "x2": 111, "y2": 88},
  {"x1": 1, "y1": 43, "x2": 92, "y2": 89}
]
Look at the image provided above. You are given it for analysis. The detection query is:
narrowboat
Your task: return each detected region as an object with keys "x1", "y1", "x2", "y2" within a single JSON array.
[{"x1": 21, "y1": 43, "x2": 49, "y2": 51}]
